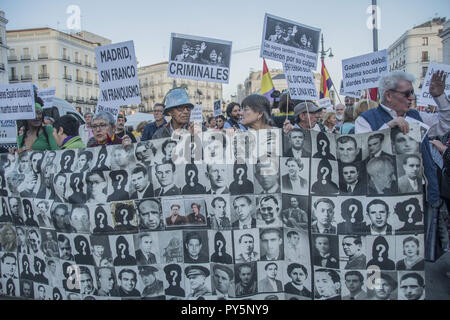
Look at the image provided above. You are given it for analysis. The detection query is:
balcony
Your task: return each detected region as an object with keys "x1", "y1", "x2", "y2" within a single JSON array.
[
  {"x1": 421, "y1": 57, "x2": 429, "y2": 62},
  {"x1": 7, "y1": 55, "x2": 18, "y2": 62},
  {"x1": 21, "y1": 54, "x2": 31, "y2": 61},
  {"x1": 75, "y1": 77, "x2": 84, "y2": 84},
  {"x1": 90, "y1": 96, "x2": 98, "y2": 102},
  {"x1": 94, "y1": 81, "x2": 99, "y2": 86},
  {"x1": 85, "y1": 79, "x2": 93, "y2": 85},
  {"x1": 0, "y1": 63, "x2": 5, "y2": 71},
  {"x1": 21, "y1": 74, "x2": 32, "y2": 81},
  {"x1": 74, "y1": 59, "x2": 82, "y2": 65},
  {"x1": 85, "y1": 62, "x2": 91, "y2": 67},
  {"x1": 38, "y1": 53, "x2": 48, "y2": 60},
  {"x1": 38, "y1": 73, "x2": 50, "y2": 80},
  {"x1": 66, "y1": 95, "x2": 74, "y2": 102},
  {"x1": 63, "y1": 74, "x2": 72, "y2": 81},
  {"x1": 9, "y1": 75, "x2": 19, "y2": 82},
  {"x1": 76, "y1": 97, "x2": 84, "y2": 103},
  {"x1": 62, "y1": 55, "x2": 71, "y2": 62}
]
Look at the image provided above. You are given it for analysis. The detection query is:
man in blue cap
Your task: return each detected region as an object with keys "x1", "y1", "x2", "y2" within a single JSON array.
[{"x1": 152, "y1": 88, "x2": 206, "y2": 140}]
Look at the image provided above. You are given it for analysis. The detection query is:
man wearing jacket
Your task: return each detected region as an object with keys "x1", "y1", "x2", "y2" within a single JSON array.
[{"x1": 52, "y1": 115, "x2": 86, "y2": 149}]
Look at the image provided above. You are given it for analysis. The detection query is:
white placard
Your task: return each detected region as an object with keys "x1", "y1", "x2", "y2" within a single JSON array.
[
  {"x1": 95, "y1": 40, "x2": 141, "y2": 119},
  {"x1": 342, "y1": 49, "x2": 388, "y2": 92},
  {"x1": 0, "y1": 120, "x2": 17, "y2": 144},
  {"x1": 213, "y1": 100, "x2": 222, "y2": 117},
  {"x1": 283, "y1": 62, "x2": 318, "y2": 100},
  {"x1": 190, "y1": 105, "x2": 203, "y2": 123},
  {"x1": 38, "y1": 87, "x2": 56, "y2": 109},
  {"x1": 419, "y1": 62, "x2": 450, "y2": 107},
  {"x1": 0, "y1": 83, "x2": 35, "y2": 120},
  {"x1": 168, "y1": 33, "x2": 232, "y2": 84},
  {"x1": 260, "y1": 13, "x2": 321, "y2": 71},
  {"x1": 318, "y1": 97, "x2": 333, "y2": 110},
  {"x1": 339, "y1": 79, "x2": 362, "y2": 99}
]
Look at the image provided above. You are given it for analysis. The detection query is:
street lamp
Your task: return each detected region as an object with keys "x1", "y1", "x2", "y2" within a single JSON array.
[{"x1": 320, "y1": 34, "x2": 334, "y2": 60}]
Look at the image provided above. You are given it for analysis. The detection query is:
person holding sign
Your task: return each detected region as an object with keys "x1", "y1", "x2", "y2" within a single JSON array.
[
  {"x1": 152, "y1": 88, "x2": 207, "y2": 140},
  {"x1": 87, "y1": 111, "x2": 132, "y2": 148},
  {"x1": 13, "y1": 103, "x2": 59, "y2": 154}
]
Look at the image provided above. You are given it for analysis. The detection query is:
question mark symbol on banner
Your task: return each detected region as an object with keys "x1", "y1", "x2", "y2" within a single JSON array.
[
  {"x1": 376, "y1": 244, "x2": 386, "y2": 262},
  {"x1": 7, "y1": 282, "x2": 14, "y2": 295},
  {"x1": 118, "y1": 243, "x2": 126, "y2": 259},
  {"x1": 74, "y1": 177, "x2": 80, "y2": 193},
  {"x1": 320, "y1": 167, "x2": 330, "y2": 184},
  {"x1": 97, "y1": 212, "x2": 105, "y2": 228},
  {"x1": 24, "y1": 260, "x2": 29, "y2": 273},
  {"x1": 116, "y1": 174, "x2": 124, "y2": 190},
  {"x1": 349, "y1": 204, "x2": 358, "y2": 223},
  {"x1": 319, "y1": 139, "x2": 328, "y2": 156},
  {"x1": 36, "y1": 260, "x2": 42, "y2": 273},
  {"x1": 63, "y1": 155, "x2": 71, "y2": 170},
  {"x1": 120, "y1": 209, "x2": 129, "y2": 225},
  {"x1": 366, "y1": 265, "x2": 381, "y2": 290},
  {"x1": 25, "y1": 202, "x2": 32, "y2": 218},
  {"x1": 187, "y1": 170, "x2": 195, "y2": 187},
  {"x1": 66, "y1": 264, "x2": 81, "y2": 290},
  {"x1": 80, "y1": 240, "x2": 87, "y2": 255},
  {"x1": 216, "y1": 240, "x2": 224, "y2": 257},
  {"x1": 98, "y1": 153, "x2": 106, "y2": 167},
  {"x1": 406, "y1": 204, "x2": 415, "y2": 224},
  {"x1": 54, "y1": 292, "x2": 61, "y2": 300},
  {"x1": 236, "y1": 168, "x2": 244, "y2": 185},
  {"x1": 170, "y1": 270, "x2": 178, "y2": 286}
]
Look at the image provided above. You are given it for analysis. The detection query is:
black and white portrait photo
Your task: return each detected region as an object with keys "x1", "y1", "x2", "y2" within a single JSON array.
[
  {"x1": 110, "y1": 145, "x2": 136, "y2": 171},
  {"x1": 0, "y1": 223, "x2": 16, "y2": 253},
  {"x1": 313, "y1": 268, "x2": 341, "y2": 300},
  {"x1": 134, "y1": 232, "x2": 160, "y2": 265},
  {"x1": 1, "y1": 252, "x2": 18, "y2": 279},
  {"x1": 75, "y1": 149, "x2": 94, "y2": 173},
  {"x1": 153, "y1": 161, "x2": 181, "y2": 197},
  {"x1": 73, "y1": 234, "x2": 95, "y2": 265},
  {"x1": 341, "y1": 270, "x2": 368, "y2": 300},
  {"x1": 284, "y1": 262, "x2": 312, "y2": 298},
  {"x1": 128, "y1": 166, "x2": 154, "y2": 200},
  {"x1": 398, "y1": 271, "x2": 425, "y2": 300},
  {"x1": 256, "y1": 194, "x2": 283, "y2": 228},
  {"x1": 163, "y1": 263, "x2": 185, "y2": 297},
  {"x1": 229, "y1": 163, "x2": 254, "y2": 195},
  {"x1": 58, "y1": 150, "x2": 76, "y2": 174},
  {"x1": 206, "y1": 195, "x2": 232, "y2": 230},
  {"x1": 396, "y1": 154, "x2": 422, "y2": 194},
  {"x1": 390, "y1": 128, "x2": 421, "y2": 155},
  {"x1": 393, "y1": 197, "x2": 424, "y2": 234},
  {"x1": 69, "y1": 204, "x2": 90, "y2": 234},
  {"x1": 230, "y1": 195, "x2": 256, "y2": 230},
  {"x1": 115, "y1": 266, "x2": 140, "y2": 297},
  {"x1": 395, "y1": 234, "x2": 424, "y2": 271},
  {"x1": 254, "y1": 158, "x2": 280, "y2": 194},
  {"x1": 85, "y1": 170, "x2": 109, "y2": 204},
  {"x1": 312, "y1": 234, "x2": 339, "y2": 269},
  {"x1": 202, "y1": 131, "x2": 228, "y2": 165},
  {"x1": 257, "y1": 261, "x2": 283, "y2": 293},
  {"x1": 280, "y1": 157, "x2": 310, "y2": 195},
  {"x1": 67, "y1": 173, "x2": 87, "y2": 204},
  {"x1": 336, "y1": 197, "x2": 366, "y2": 235},
  {"x1": 40, "y1": 229, "x2": 59, "y2": 258},
  {"x1": 362, "y1": 132, "x2": 393, "y2": 162},
  {"x1": 211, "y1": 263, "x2": 235, "y2": 298},
  {"x1": 339, "y1": 235, "x2": 367, "y2": 270},
  {"x1": 135, "y1": 198, "x2": 164, "y2": 231},
  {"x1": 184, "y1": 264, "x2": 212, "y2": 298},
  {"x1": 284, "y1": 228, "x2": 310, "y2": 263},
  {"x1": 159, "y1": 230, "x2": 184, "y2": 264},
  {"x1": 57, "y1": 233, "x2": 74, "y2": 261},
  {"x1": 336, "y1": 135, "x2": 363, "y2": 165},
  {"x1": 311, "y1": 131, "x2": 336, "y2": 161},
  {"x1": 162, "y1": 198, "x2": 187, "y2": 227},
  {"x1": 184, "y1": 199, "x2": 208, "y2": 226},
  {"x1": 262, "y1": 13, "x2": 320, "y2": 54},
  {"x1": 234, "y1": 262, "x2": 258, "y2": 297},
  {"x1": 107, "y1": 170, "x2": 130, "y2": 202},
  {"x1": 137, "y1": 265, "x2": 165, "y2": 299},
  {"x1": 283, "y1": 128, "x2": 312, "y2": 159},
  {"x1": 50, "y1": 203, "x2": 73, "y2": 233},
  {"x1": 181, "y1": 164, "x2": 207, "y2": 195},
  {"x1": 205, "y1": 164, "x2": 230, "y2": 195},
  {"x1": 362, "y1": 199, "x2": 394, "y2": 235},
  {"x1": 311, "y1": 197, "x2": 337, "y2": 234},
  {"x1": 366, "y1": 235, "x2": 396, "y2": 271},
  {"x1": 91, "y1": 146, "x2": 111, "y2": 171},
  {"x1": 95, "y1": 266, "x2": 120, "y2": 297},
  {"x1": 231, "y1": 131, "x2": 257, "y2": 164},
  {"x1": 183, "y1": 230, "x2": 209, "y2": 264},
  {"x1": 135, "y1": 140, "x2": 156, "y2": 168},
  {"x1": 90, "y1": 235, "x2": 113, "y2": 267},
  {"x1": 207, "y1": 230, "x2": 233, "y2": 265},
  {"x1": 259, "y1": 228, "x2": 284, "y2": 261},
  {"x1": 366, "y1": 156, "x2": 398, "y2": 195}
]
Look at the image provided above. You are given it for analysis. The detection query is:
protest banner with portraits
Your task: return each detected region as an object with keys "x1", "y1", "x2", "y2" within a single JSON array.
[{"x1": 0, "y1": 125, "x2": 425, "y2": 300}]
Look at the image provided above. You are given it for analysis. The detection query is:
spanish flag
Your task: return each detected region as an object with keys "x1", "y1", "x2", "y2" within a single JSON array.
[
  {"x1": 320, "y1": 58, "x2": 333, "y2": 99},
  {"x1": 260, "y1": 59, "x2": 275, "y2": 100}
]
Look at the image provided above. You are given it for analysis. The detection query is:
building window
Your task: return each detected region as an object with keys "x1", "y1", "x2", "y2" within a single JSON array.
[
  {"x1": 422, "y1": 66, "x2": 427, "y2": 78},
  {"x1": 423, "y1": 37, "x2": 428, "y2": 46},
  {"x1": 24, "y1": 66, "x2": 30, "y2": 75},
  {"x1": 422, "y1": 51, "x2": 429, "y2": 62}
]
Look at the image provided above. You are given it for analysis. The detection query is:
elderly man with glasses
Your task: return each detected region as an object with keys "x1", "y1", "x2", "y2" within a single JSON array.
[{"x1": 355, "y1": 70, "x2": 450, "y2": 261}]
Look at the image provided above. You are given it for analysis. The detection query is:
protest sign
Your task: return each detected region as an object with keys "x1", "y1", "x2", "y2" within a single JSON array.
[
  {"x1": 190, "y1": 105, "x2": 203, "y2": 122},
  {"x1": 37, "y1": 87, "x2": 56, "y2": 108},
  {"x1": 213, "y1": 99, "x2": 222, "y2": 117},
  {"x1": 342, "y1": 49, "x2": 388, "y2": 92},
  {"x1": 260, "y1": 13, "x2": 321, "y2": 70},
  {"x1": 339, "y1": 79, "x2": 362, "y2": 99},
  {"x1": 419, "y1": 62, "x2": 450, "y2": 107},
  {"x1": 0, "y1": 83, "x2": 35, "y2": 121},
  {"x1": 95, "y1": 40, "x2": 141, "y2": 118},
  {"x1": 283, "y1": 62, "x2": 318, "y2": 100},
  {"x1": 318, "y1": 97, "x2": 333, "y2": 110},
  {"x1": 168, "y1": 33, "x2": 232, "y2": 84},
  {"x1": 0, "y1": 120, "x2": 17, "y2": 144}
]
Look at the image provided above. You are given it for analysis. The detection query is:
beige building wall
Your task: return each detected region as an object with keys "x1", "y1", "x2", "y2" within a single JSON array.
[
  {"x1": 0, "y1": 11, "x2": 9, "y2": 84},
  {"x1": 138, "y1": 61, "x2": 223, "y2": 114},
  {"x1": 6, "y1": 27, "x2": 111, "y2": 114},
  {"x1": 440, "y1": 20, "x2": 450, "y2": 65},
  {"x1": 388, "y1": 18, "x2": 445, "y2": 91}
]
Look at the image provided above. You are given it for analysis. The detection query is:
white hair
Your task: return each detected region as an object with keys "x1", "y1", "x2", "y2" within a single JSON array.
[{"x1": 378, "y1": 71, "x2": 415, "y2": 103}]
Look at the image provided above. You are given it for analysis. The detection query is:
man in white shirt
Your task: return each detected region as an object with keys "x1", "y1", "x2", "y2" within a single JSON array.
[
  {"x1": 398, "y1": 155, "x2": 422, "y2": 193},
  {"x1": 363, "y1": 199, "x2": 393, "y2": 235},
  {"x1": 235, "y1": 233, "x2": 259, "y2": 263}
]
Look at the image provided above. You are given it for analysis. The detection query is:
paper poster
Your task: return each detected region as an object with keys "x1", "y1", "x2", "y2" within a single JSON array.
[
  {"x1": 0, "y1": 83, "x2": 35, "y2": 121},
  {"x1": 283, "y1": 62, "x2": 318, "y2": 100},
  {"x1": 419, "y1": 62, "x2": 450, "y2": 107}
]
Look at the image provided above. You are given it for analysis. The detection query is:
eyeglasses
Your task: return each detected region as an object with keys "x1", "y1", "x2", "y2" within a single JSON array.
[
  {"x1": 390, "y1": 89, "x2": 415, "y2": 98},
  {"x1": 92, "y1": 123, "x2": 109, "y2": 130},
  {"x1": 175, "y1": 105, "x2": 192, "y2": 112}
]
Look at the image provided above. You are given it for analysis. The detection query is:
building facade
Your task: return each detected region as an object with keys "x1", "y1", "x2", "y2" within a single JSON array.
[
  {"x1": 6, "y1": 27, "x2": 111, "y2": 114},
  {"x1": 0, "y1": 11, "x2": 9, "y2": 84},
  {"x1": 439, "y1": 19, "x2": 450, "y2": 65},
  {"x1": 138, "y1": 61, "x2": 223, "y2": 114},
  {"x1": 388, "y1": 17, "x2": 445, "y2": 90}
]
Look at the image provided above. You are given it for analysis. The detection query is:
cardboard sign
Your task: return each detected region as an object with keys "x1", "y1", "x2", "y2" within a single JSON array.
[
  {"x1": 419, "y1": 62, "x2": 450, "y2": 107},
  {"x1": 168, "y1": 33, "x2": 232, "y2": 84},
  {"x1": 37, "y1": 87, "x2": 56, "y2": 109},
  {"x1": 318, "y1": 97, "x2": 333, "y2": 110},
  {"x1": 213, "y1": 100, "x2": 222, "y2": 117},
  {"x1": 0, "y1": 83, "x2": 35, "y2": 120},
  {"x1": 260, "y1": 13, "x2": 321, "y2": 71},
  {"x1": 190, "y1": 105, "x2": 203, "y2": 123},
  {"x1": 283, "y1": 62, "x2": 318, "y2": 100},
  {"x1": 0, "y1": 120, "x2": 17, "y2": 144},
  {"x1": 95, "y1": 40, "x2": 141, "y2": 118},
  {"x1": 339, "y1": 80, "x2": 362, "y2": 99},
  {"x1": 342, "y1": 50, "x2": 388, "y2": 92}
]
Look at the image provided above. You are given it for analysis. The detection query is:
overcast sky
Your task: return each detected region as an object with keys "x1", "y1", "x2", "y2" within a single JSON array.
[{"x1": 3, "y1": 0, "x2": 449, "y2": 100}]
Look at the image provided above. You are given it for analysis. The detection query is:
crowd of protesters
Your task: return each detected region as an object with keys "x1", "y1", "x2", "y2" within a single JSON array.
[{"x1": 2, "y1": 70, "x2": 450, "y2": 278}]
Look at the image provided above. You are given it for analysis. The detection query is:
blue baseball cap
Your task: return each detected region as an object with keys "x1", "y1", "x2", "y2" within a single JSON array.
[{"x1": 163, "y1": 88, "x2": 194, "y2": 115}]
